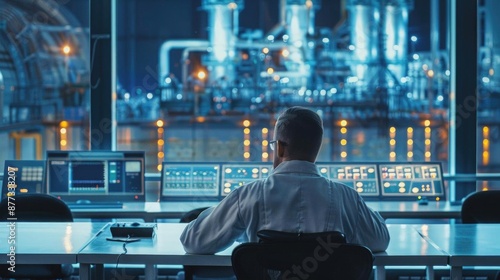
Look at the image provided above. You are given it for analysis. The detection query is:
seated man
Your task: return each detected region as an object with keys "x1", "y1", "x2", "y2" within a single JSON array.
[{"x1": 180, "y1": 106, "x2": 390, "y2": 254}]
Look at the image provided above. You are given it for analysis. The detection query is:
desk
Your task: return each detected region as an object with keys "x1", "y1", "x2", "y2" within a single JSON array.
[
  {"x1": 78, "y1": 223, "x2": 447, "y2": 280},
  {"x1": 0, "y1": 222, "x2": 105, "y2": 265},
  {"x1": 70, "y1": 201, "x2": 462, "y2": 221},
  {"x1": 416, "y1": 224, "x2": 500, "y2": 280}
]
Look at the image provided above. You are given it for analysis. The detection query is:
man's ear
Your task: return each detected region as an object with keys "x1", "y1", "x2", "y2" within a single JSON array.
[{"x1": 277, "y1": 140, "x2": 286, "y2": 157}]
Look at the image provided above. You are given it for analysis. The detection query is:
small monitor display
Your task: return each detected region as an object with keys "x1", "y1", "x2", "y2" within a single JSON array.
[
  {"x1": 1, "y1": 160, "x2": 46, "y2": 199},
  {"x1": 220, "y1": 163, "x2": 273, "y2": 196},
  {"x1": 378, "y1": 162, "x2": 445, "y2": 200},
  {"x1": 46, "y1": 151, "x2": 145, "y2": 203},
  {"x1": 161, "y1": 162, "x2": 220, "y2": 200},
  {"x1": 317, "y1": 163, "x2": 380, "y2": 197}
]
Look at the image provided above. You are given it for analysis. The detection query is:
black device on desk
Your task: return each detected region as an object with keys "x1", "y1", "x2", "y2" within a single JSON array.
[
  {"x1": 317, "y1": 162, "x2": 380, "y2": 200},
  {"x1": 45, "y1": 151, "x2": 146, "y2": 208},
  {"x1": 161, "y1": 162, "x2": 221, "y2": 201},
  {"x1": 110, "y1": 222, "x2": 157, "y2": 238},
  {"x1": 378, "y1": 162, "x2": 445, "y2": 201},
  {"x1": 1, "y1": 160, "x2": 46, "y2": 199},
  {"x1": 220, "y1": 162, "x2": 273, "y2": 197}
]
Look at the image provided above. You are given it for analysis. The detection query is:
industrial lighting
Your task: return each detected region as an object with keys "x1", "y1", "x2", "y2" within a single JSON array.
[
  {"x1": 62, "y1": 45, "x2": 71, "y2": 55},
  {"x1": 197, "y1": 71, "x2": 206, "y2": 80}
]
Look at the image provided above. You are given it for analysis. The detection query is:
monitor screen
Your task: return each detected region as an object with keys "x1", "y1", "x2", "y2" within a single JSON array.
[
  {"x1": 378, "y1": 162, "x2": 445, "y2": 200},
  {"x1": 160, "y1": 162, "x2": 220, "y2": 201},
  {"x1": 317, "y1": 163, "x2": 380, "y2": 198},
  {"x1": 1, "y1": 160, "x2": 46, "y2": 199},
  {"x1": 46, "y1": 151, "x2": 145, "y2": 202},
  {"x1": 220, "y1": 163, "x2": 273, "y2": 197}
]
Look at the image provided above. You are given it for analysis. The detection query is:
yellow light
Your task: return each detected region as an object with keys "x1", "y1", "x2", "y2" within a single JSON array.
[
  {"x1": 340, "y1": 120, "x2": 347, "y2": 127},
  {"x1": 60, "y1": 140, "x2": 67, "y2": 146},
  {"x1": 243, "y1": 120, "x2": 251, "y2": 127},
  {"x1": 436, "y1": 197, "x2": 440, "y2": 201},
  {"x1": 483, "y1": 139, "x2": 489, "y2": 148},
  {"x1": 158, "y1": 139, "x2": 164, "y2": 145},
  {"x1": 483, "y1": 126, "x2": 489, "y2": 133},
  {"x1": 262, "y1": 152, "x2": 269, "y2": 159},
  {"x1": 389, "y1": 152, "x2": 396, "y2": 158},
  {"x1": 305, "y1": 0, "x2": 313, "y2": 8},
  {"x1": 243, "y1": 128, "x2": 250, "y2": 134},
  {"x1": 407, "y1": 127, "x2": 413, "y2": 133},
  {"x1": 60, "y1": 121, "x2": 69, "y2": 128},
  {"x1": 262, "y1": 47, "x2": 269, "y2": 54},
  {"x1": 483, "y1": 151, "x2": 490, "y2": 158},
  {"x1": 244, "y1": 140, "x2": 250, "y2": 146},
  {"x1": 262, "y1": 128, "x2": 268, "y2": 134},
  {"x1": 60, "y1": 128, "x2": 67, "y2": 134},
  {"x1": 340, "y1": 127, "x2": 347, "y2": 134},
  {"x1": 424, "y1": 120, "x2": 430, "y2": 127},
  {"x1": 425, "y1": 139, "x2": 431, "y2": 145},
  {"x1": 156, "y1": 120, "x2": 164, "y2": 127},
  {"x1": 262, "y1": 140, "x2": 269, "y2": 146},
  {"x1": 197, "y1": 71, "x2": 206, "y2": 80},
  {"x1": 243, "y1": 152, "x2": 250, "y2": 159},
  {"x1": 407, "y1": 139, "x2": 413, "y2": 145},
  {"x1": 390, "y1": 127, "x2": 396, "y2": 133},
  {"x1": 196, "y1": 116, "x2": 206, "y2": 123},
  {"x1": 427, "y1": 69, "x2": 434, "y2": 78},
  {"x1": 62, "y1": 45, "x2": 71, "y2": 55},
  {"x1": 407, "y1": 152, "x2": 413, "y2": 157},
  {"x1": 282, "y1": 49, "x2": 290, "y2": 58},
  {"x1": 340, "y1": 139, "x2": 347, "y2": 146},
  {"x1": 227, "y1": 2, "x2": 237, "y2": 9},
  {"x1": 157, "y1": 128, "x2": 164, "y2": 134},
  {"x1": 157, "y1": 164, "x2": 162, "y2": 171},
  {"x1": 340, "y1": 151, "x2": 347, "y2": 158},
  {"x1": 267, "y1": 68, "x2": 274, "y2": 75},
  {"x1": 489, "y1": 68, "x2": 495, "y2": 76},
  {"x1": 425, "y1": 127, "x2": 431, "y2": 133},
  {"x1": 425, "y1": 152, "x2": 431, "y2": 158},
  {"x1": 158, "y1": 152, "x2": 164, "y2": 158},
  {"x1": 390, "y1": 139, "x2": 396, "y2": 146}
]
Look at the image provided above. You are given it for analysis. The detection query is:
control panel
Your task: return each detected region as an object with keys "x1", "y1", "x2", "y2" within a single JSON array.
[
  {"x1": 220, "y1": 164, "x2": 272, "y2": 196},
  {"x1": 161, "y1": 163, "x2": 220, "y2": 200},
  {"x1": 318, "y1": 163, "x2": 379, "y2": 197}
]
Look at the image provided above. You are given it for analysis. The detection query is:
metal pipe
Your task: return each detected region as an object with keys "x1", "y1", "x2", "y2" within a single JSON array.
[{"x1": 430, "y1": 0, "x2": 439, "y2": 68}]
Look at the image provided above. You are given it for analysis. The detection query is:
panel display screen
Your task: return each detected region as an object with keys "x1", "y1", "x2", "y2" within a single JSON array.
[
  {"x1": 1, "y1": 160, "x2": 46, "y2": 199},
  {"x1": 220, "y1": 163, "x2": 273, "y2": 196},
  {"x1": 379, "y1": 163, "x2": 445, "y2": 200},
  {"x1": 46, "y1": 151, "x2": 145, "y2": 202},
  {"x1": 161, "y1": 162, "x2": 220, "y2": 200},
  {"x1": 317, "y1": 163, "x2": 379, "y2": 197}
]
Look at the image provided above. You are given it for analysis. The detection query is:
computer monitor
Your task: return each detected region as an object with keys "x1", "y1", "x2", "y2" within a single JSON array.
[
  {"x1": 160, "y1": 162, "x2": 221, "y2": 201},
  {"x1": 220, "y1": 163, "x2": 273, "y2": 197},
  {"x1": 378, "y1": 162, "x2": 445, "y2": 201},
  {"x1": 1, "y1": 160, "x2": 46, "y2": 199},
  {"x1": 317, "y1": 163, "x2": 380, "y2": 199},
  {"x1": 45, "y1": 151, "x2": 145, "y2": 203}
]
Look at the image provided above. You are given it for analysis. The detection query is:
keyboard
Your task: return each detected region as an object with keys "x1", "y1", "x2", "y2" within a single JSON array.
[{"x1": 66, "y1": 201, "x2": 124, "y2": 209}]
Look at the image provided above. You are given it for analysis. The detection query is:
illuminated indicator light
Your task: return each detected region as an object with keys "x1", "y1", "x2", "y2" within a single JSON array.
[
  {"x1": 425, "y1": 139, "x2": 431, "y2": 145},
  {"x1": 427, "y1": 70, "x2": 434, "y2": 78},
  {"x1": 398, "y1": 182, "x2": 405, "y2": 187},
  {"x1": 384, "y1": 182, "x2": 390, "y2": 188},
  {"x1": 282, "y1": 49, "x2": 290, "y2": 58},
  {"x1": 483, "y1": 151, "x2": 489, "y2": 157},
  {"x1": 60, "y1": 140, "x2": 67, "y2": 146},
  {"x1": 368, "y1": 168, "x2": 374, "y2": 173},
  {"x1": 267, "y1": 68, "x2": 274, "y2": 75},
  {"x1": 340, "y1": 139, "x2": 347, "y2": 146},
  {"x1": 320, "y1": 168, "x2": 328, "y2": 173},
  {"x1": 243, "y1": 120, "x2": 251, "y2": 127},
  {"x1": 340, "y1": 128, "x2": 347, "y2": 134},
  {"x1": 252, "y1": 174, "x2": 258, "y2": 179},
  {"x1": 62, "y1": 45, "x2": 71, "y2": 55},
  {"x1": 425, "y1": 127, "x2": 431, "y2": 133},
  {"x1": 262, "y1": 168, "x2": 268, "y2": 174},
  {"x1": 60, "y1": 128, "x2": 67, "y2": 134},
  {"x1": 407, "y1": 152, "x2": 413, "y2": 157},
  {"x1": 262, "y1": 140, "x2": 269, "y2": 146},
  {"x1": 340, "y1": 120, "x2": 347, "y2": 127},
  {"x1": 243, "y1": 152, "x2": 250, "y2": 159},
  {"x1": 424, "y1": 120, "x2": 430, "y2": 127},
  {"x1": 243, "y1": 128, "x2": 250, "y2": 134},
  {"x1": 157, "y1": 128, "x2": 164, "y2": 134},
  {"x1": 425, "y1": 152, "x2": 431, "y2": 158},
  {"x1": 407, "y1": 139, "x2": 413, "y2": 145},
  {"x1": 224, "y1": 188, "x2": 230, "y2": 194},
  {"x1": 340, "y1": 151, "x2": 347, "y2": 158},
  {"x1": 483, "y1": 139, "x2": 489, "y2": 146},
  {"x1": 20, "y1": 189, "x2": 28, "y2": 193},
  {"x1": 156, "y1": 120, "x2": 164, "y2": 127},
  {"x1": 262, "y1": 152, "x2": 269, "y2": 159},
  {"x1": 252, "y1": 168, "x2": 259, "y2": 174},
  {"x1": 390, "y1": 127, "x2": 396, "y2": 133},
  {"x1": 158, "y1": 152, "x2": 164, "y2": 158},
  {"x1": 262, "y1": 47, "x2": 269, "y2": 54},
  {"x1": 224, "y1": 183, "x2": 231, "y2": 188},
  {"x1": 158, "y1": 139, "x2": 165, "y2": 146},
  {"x1": 244, "y1": 140, "x2": 250, "y2": 146},
  {"x1": 412, "y1": 187, "x2": 419, "y2": 193},
  {"x1": 225, "y1": 168, "x2": 232, "y2": 173},
  {"x1": 389, "y1": 139, "x2": 396, "y2": 146},
  {"x1": 262, "y1": 128, "x2": 268, "y2": 134},
  {"x1": 483, "y1": 126, "x2": 489, "y2": 133},
  {"x1": 389, "y1": 152, "x2": 396, "y2": 158},
  {"x1": 157, "y1": 164, "x2": 162, "y2": 171},
  {"x1": 399, "y1": 188, "x2": 406, "y2": 193},
  {"x1": 356, "y1": 182, "x2": 363, "y2": 187},
  {"x1": 60, "y1": 121, "x2": 69, "y2": 128},
  {"x1": 197, "y1": 71, "x2": 206, "y2": 80}
]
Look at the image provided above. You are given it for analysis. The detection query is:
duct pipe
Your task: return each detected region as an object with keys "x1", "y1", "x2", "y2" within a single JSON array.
[
  {"x1": 158, "y1": 40, "x2": 210, "y2": 88},
  {"x1": 430, "y1": 0, "x2": 439, "y2": 69}
]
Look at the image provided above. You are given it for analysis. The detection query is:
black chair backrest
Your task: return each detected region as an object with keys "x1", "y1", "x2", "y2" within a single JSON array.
[
  {"x1": 232, "y1": 231, "x2": 373, "y2": 280},
  {"x1": 0, "y1": 193, "x2": 73, "y2": 222},
  {"x1": 461, "y1": 190, "x2": 500, "y2": 224},
  {"x1": 179, "y1": 207, "x2": 210, "y2": 223},
  {"x1": 257, "y1": 230, "x2": 346, "y2": 244}
]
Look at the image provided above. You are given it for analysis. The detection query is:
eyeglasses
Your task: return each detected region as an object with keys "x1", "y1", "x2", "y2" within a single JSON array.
[{"x1": 269, "y1": 140, "x2": 287, "y2": 151}]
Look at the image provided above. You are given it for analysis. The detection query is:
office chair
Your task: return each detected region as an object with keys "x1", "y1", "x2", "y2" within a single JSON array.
[
  {"x1": 0, "y1": 193, "x2": 74, "y2": 279},
  {"x1": 231, "y1": 230, "x2": 373, "y2": 280},
  {"x1": 461, "y1": 190, "x2": 500, "y2": 224}
]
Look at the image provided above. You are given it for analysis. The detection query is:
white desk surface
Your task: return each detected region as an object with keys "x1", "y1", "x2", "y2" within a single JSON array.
[
  {"x1": 0, "y1": 222, "x2": 106, "y2": 264},
  {"x1": 71, "y1": 201, "x2": 462, "y2": 221}
]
